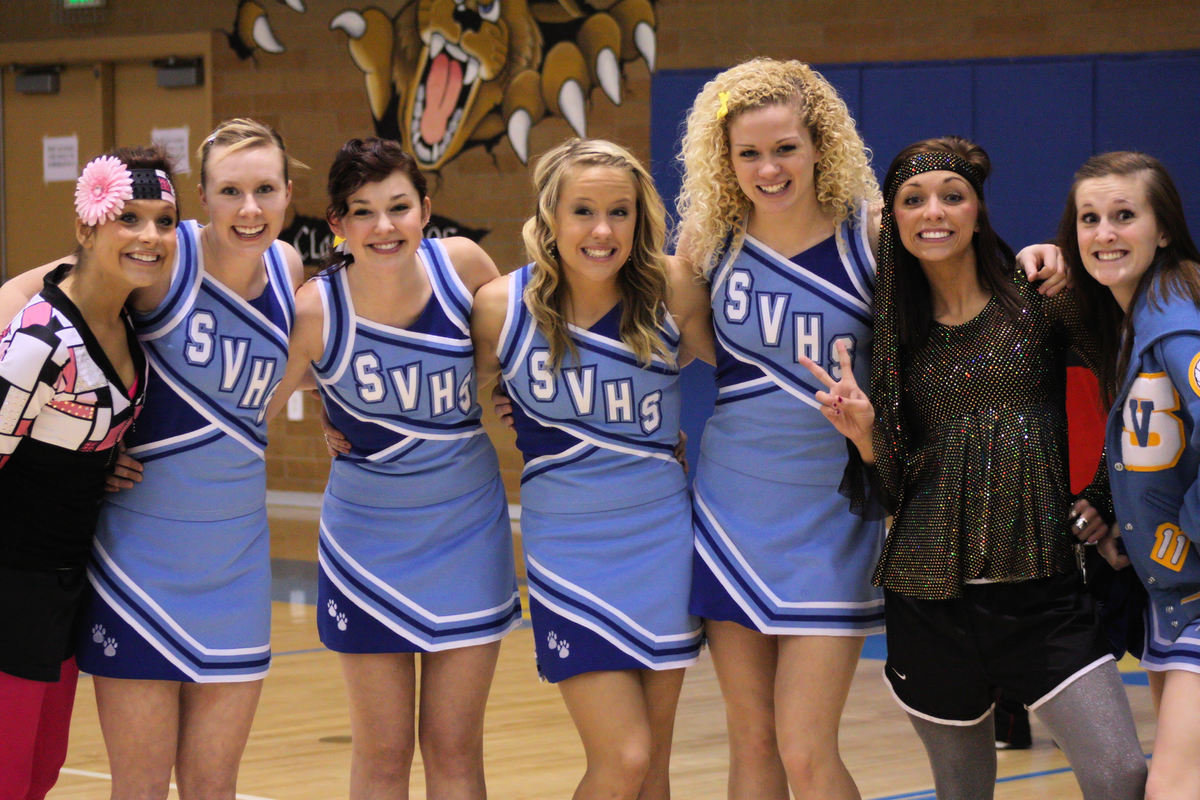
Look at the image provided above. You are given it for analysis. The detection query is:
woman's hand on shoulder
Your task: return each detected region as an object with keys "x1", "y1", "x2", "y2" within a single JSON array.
[
  {"x1": 1016, "y1": 243, "x2": 1071, "y2": 296},
  {"x1": 444, "y1": 236, "x2": 501, "y2": 296},
  {"x1": 665, "y1": 254, "x2": 715, "y2": 367}
]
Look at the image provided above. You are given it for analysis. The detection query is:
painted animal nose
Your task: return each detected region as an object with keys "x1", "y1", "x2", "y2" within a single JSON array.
[{"x1": 453, "y1": 4, "x2": 482, "y2": 32}]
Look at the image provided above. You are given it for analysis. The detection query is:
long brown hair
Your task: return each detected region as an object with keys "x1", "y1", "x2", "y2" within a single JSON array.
[
  {"x1": 1056, "y1": 151, "x2": 1200, "y2": 404},
  {"x1": 882, "y1": 136, "x2": 1021, "y2": 351}
]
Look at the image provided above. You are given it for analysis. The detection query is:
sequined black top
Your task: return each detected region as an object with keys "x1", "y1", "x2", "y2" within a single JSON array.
[{"x1": 872, "y1": 273, "x2": 1109, "y2": 599}]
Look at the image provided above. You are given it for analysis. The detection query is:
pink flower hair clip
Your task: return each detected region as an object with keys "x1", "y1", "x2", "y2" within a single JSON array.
[{"x1": 75, "y1": 155, "x2": 134, "y2": 227}]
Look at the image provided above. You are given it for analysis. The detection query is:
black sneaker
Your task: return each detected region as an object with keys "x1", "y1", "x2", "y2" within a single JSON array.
[{"x1": 993, "y1": 698, "x2": 1032, "y2": 750}]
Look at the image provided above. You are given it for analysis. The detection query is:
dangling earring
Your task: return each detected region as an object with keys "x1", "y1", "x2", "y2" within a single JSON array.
[{"x1": 549, "y1": 242, "x2": 559, "y2": 260}]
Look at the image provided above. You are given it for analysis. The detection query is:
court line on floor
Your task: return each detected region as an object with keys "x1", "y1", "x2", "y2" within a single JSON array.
[
  {"x1": 60, "y1": 768, "x2": 277, "y2": 800},
  {"x1": 871, "y1": 765, "x2": 1075, "y2": 800},
  {"x1": 872, "y1": 753, "x2": 1151, "y2": 800}
]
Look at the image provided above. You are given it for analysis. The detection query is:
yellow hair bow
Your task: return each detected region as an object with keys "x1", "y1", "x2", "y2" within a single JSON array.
[{"x1": 717, "y1": 91, "x2": 730, "y2": 120}]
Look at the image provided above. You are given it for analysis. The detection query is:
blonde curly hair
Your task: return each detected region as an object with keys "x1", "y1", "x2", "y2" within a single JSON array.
[
  {"x1": 522, "y1": 138, "x2": 673, "y2": 370},
  {"x1": 675, "y1": 58, "x2": 880, "y2": 277}
]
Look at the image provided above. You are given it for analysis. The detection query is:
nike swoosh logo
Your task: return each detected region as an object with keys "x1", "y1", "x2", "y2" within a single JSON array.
[{"x1": 890, "y1": 666, "x2": 907, "y2": 680}]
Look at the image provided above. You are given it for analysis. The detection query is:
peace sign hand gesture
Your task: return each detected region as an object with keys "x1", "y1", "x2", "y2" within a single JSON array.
[{"x1": 798, "y1": 340, "x2": 875, "y2": 463}]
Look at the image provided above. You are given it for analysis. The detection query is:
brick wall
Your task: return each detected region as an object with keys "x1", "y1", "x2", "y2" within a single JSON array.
[{"x1": 3, "y1": 0, "x2": 1197, "y2": 497}]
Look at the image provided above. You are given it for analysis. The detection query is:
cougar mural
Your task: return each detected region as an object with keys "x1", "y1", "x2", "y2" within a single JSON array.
[{"x1": 228, "y1": 0, "x2": 658, "y2": 170}]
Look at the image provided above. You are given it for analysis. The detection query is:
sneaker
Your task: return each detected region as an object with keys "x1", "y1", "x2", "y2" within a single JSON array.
[{"x1": 994, "y1": 698, "x2": 1032, "y2": 750}]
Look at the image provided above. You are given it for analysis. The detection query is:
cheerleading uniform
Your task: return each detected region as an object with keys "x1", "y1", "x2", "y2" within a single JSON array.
[
  {"x1": 312, "y1": 239, "x2": 520, "y2": 653},
  {"x1": 77, "y1": 220, "x2": 294, "y2": 683},
  {"x1": 498, "y1": 264, "x2": 702, "y2": 682},
  {"x1": 691, "y1": 205, "x2": 885, "y2": 635}
]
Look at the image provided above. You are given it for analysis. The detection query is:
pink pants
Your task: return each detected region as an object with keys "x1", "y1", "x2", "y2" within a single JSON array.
[{"x1": 0, "y1": 657, "x2": 79, "y2": 800}]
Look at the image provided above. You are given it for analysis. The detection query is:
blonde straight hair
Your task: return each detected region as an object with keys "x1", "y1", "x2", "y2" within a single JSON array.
[
  {"x1": 197, "y1": 117, "x2": 306, "y2": 188},
  {"x1": 522, "y1": 138, "x2": 673, "y2": 370}
]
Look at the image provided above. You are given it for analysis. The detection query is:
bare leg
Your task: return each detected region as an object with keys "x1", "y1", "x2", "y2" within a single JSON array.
[
  {"x1": 418, "y1": 642, "x2": 501, "y2": 799},
  {"x1": 1144, "y1": 670, "x2": 1200, "y2": 800},
  {"x1": 1033, "y1": 662, "x2": 1145, "y2": 800},
  {"x1": 774, "y1": 635, "x2": 863, "y2": 799},
  {"x1": 1148, "y1": 668, "x2": 1167, "y2": 712},
  {"x1": 558, "y1": 670, "x2": 656, "y2": 800},
  {"x1": 174, "y1": 680, "x2": 263, "y2": 800},
  {"x1": 339, "y1": 653, "x2": 416, "y2": 800},
  {"x1": 634, "y1": 669, "x2": 686, "y2": 800},
  {"x1": 704, "y1": 620, "x2": 788, "y2": 800},
  {"x1": 93, "y1": 677, "x2": 180, "y2": 800},
  {"x1": 906, "y1": 712, "x2": 996, "y2": 800}
]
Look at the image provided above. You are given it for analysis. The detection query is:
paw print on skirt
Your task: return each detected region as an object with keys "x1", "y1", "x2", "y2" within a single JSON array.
[
  {"x1": 327, "y1": 599, "x2": 338, "y2": 617},
  {"x1": 103, "y1": 637, "x2": 118, "y2": 657},
  {"x1": 336, "y1": 612, "x2": 348, "y2": 631},
  {"x1": 91, "y1": 624, "x2": 106, "y2": 644},
  {"x1": 546, "y1": 630, "x2": 570, "y2": 659}
]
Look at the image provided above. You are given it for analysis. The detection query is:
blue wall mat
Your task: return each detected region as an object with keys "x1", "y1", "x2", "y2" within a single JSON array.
[
  {"x1": 1095, "y1": 52, "x2": 1200, "y2": 227},
  {"x1": 650, "y1": 50, "x2": 1200, "y2": 482},
  {"x1": 858, "y1": 64, "x2": 974, "y2": 176},
  {"x1": 818, "y1": 65, "x2": 862, "y2": 124},
  {"x1": 973, "y1": 60, "x2": 1094, "y2": 246},
  {"x1": 649, "y1": 69, "x2": 714, "y2": 225}
]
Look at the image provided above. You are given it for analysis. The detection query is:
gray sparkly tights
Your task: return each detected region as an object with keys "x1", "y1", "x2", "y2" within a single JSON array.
[{"x1": 907, "y1": 661, "x2": 1146, "y2": 800}]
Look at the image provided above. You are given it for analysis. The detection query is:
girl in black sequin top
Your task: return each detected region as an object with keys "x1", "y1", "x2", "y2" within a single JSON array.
[{"x1": 802, "y1": 137, "x2": 1146, "y2": 800}]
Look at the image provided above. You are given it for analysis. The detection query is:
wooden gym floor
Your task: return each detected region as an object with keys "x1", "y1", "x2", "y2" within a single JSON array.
[{"x1": 47, "y1": 502, "x2": 1156, "y2": 799}]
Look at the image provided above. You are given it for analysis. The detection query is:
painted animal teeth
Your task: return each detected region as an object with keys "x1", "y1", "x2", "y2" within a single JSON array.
[
  {"x1": 463, "y1": 56, "x2": 479, "y2": 88},
  {"x1": 508, "y1": 109, "x2": 532, "y2": 163},
  {"x1": 429, "y1": 31, "x2": 445, "y2": 60}
]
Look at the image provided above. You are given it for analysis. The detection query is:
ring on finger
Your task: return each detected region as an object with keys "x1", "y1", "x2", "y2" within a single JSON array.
[{"x1": 1073, "y1": 515, "x2": 1089, "y2": 532}]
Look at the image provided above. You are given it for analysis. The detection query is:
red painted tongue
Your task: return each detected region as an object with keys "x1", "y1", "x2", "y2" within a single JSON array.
[{"x1": 420, "y1": 53, "x2": 463, "y2": 145}]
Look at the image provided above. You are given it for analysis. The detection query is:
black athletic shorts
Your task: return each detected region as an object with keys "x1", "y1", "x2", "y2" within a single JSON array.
[
  {"x1": 0, "y1": 563, "x2": 88, "y2": 682},
  {"x1": 883, "y1": 572, "x2": 1113, "y2": 724}
]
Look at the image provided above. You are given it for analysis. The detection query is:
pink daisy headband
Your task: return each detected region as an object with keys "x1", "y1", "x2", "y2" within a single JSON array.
[{"x1": 74, "y1": 155, "x2": 177, "y2": 227}]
